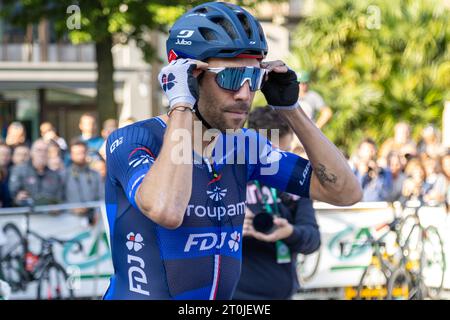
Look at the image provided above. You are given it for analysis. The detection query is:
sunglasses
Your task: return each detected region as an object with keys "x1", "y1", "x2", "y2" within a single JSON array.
[{"x1": 206, "y1": 66, "x2": 268, "y2": 92}]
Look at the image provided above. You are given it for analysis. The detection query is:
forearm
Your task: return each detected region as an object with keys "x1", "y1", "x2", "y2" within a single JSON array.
[
  {"x1": 136, "y1": 110, "x2": 193, "y2": 228},
  {"x1": 278, "y1": 107, "x2": 362, "y2": 205}
]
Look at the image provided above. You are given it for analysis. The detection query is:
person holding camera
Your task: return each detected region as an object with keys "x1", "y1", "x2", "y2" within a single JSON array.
[
  {"x1": 233, "y1": 106, "x2": 321, "y2": 300},
  {"x1": 352, "y1": 138, "x2": 393, "y2": 202}
]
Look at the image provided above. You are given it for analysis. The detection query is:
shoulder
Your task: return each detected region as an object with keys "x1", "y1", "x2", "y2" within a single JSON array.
[
  {"x1": 106, "y1": 117, "x2": 166, "y2": 167},
  {"x1": 10, "y1": 164, "x2": 30, "y2": 175}
]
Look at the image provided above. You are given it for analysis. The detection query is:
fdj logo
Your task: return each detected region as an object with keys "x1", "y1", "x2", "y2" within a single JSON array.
[
  {"x1": 161, "y1": 73, "x2": 177, "y2": 91},
  {"x1": 126, "y1": 232, "x2": 149, "y2": 296},
  {"x1": 184, "y1": 231, "x2": 241, "y2": 252}
]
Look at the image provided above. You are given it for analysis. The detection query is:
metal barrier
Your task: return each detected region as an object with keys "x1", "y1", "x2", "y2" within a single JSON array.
[
  {"x1": 297, "y1": 201, "x2": 450, "y2": 299},
  {"x1": 0, "y1": 201, "x2": 112, "y2": 299},
  {"x1": 1, "y1": 201, "x2": 449, "y2": 299}
]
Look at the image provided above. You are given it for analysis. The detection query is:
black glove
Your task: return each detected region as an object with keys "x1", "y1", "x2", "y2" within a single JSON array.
[{"x1": 261, "y1": 68, "x2": 299, "y2": 109}]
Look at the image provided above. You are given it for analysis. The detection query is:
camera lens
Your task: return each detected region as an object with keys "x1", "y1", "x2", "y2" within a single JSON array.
[{"x1": 253, "y1": 212, "x2": 274, "y2": 234}]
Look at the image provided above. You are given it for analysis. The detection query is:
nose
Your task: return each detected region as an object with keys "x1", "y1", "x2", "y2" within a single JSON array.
[{"x1": 233, "y1": 81, "x2": 251, "y2": 102}]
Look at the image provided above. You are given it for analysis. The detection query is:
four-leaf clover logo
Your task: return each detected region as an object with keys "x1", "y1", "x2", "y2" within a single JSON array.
[
  {"x1": 228, "y1": 231, "x2": 241, "y2": 252},
  {"x1": 161, "y1": 73, "x2": 177, "y2": 91},
  {"x1": 126, "y1": 232, "x2": 144, "y2": 252}
]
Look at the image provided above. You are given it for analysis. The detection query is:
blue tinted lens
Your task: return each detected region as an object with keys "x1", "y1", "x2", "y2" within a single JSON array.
[{"x1": 214, "y1": 67, "x2": 265, "y2": 92}]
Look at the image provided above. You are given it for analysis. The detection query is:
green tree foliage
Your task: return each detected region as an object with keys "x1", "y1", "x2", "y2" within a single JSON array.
[
  {"x1": 290, "y1": 0, "x2": 450, "y2": 154},
  {"x1": 0, "y1": 0, "x2": 204, "y2": 122}
]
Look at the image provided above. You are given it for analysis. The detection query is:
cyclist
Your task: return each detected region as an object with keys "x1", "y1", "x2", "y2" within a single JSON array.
[{"x1": 103, "y1": 1, "x2": 362, "y2": 300}]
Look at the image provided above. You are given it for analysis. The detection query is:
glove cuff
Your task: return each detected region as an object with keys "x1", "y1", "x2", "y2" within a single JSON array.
[
  {"x1": 269, "y1": 102, "x2": 300, "y2": 110},
  {"x1": 169, "y1": 96, "x2": 196, "y2": 109}
]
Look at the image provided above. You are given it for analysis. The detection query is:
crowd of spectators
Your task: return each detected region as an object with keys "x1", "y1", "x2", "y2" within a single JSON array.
[
  {"x1": 0, "y1": 113, "x2": 136, "y2": 218},
  {"x1": 349, "y1": 122, "x2": 449, "y2": 207}
]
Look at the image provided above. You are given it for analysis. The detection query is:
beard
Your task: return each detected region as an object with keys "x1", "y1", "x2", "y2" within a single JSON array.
[{"x1": 201, "y1": 102, "x2": 249, "y2": 132}]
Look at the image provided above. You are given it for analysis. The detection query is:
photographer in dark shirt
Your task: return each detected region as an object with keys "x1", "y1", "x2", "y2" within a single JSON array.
[{"x1": 233, "y1": 106, "x2": 321, "y2": 300}]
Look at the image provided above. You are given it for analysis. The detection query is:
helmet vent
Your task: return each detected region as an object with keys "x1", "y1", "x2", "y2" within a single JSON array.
[
  {"x1": 194, "y1": 7, "x2": 210, "y2": 14},
  {"x1": 210, "y1": 16, "x2": 238, "y2": 40},
  {"x1": 237, "y1": 13, "x2": 252, "y2": 39},
  {"x1": 199, "y1": 27, "x2": 218, "y2": 41}
]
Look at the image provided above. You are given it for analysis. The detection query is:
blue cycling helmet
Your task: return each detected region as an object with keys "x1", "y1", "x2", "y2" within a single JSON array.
[{"x1": 166, "y1": 2, "x2": 268, "y2": 62}]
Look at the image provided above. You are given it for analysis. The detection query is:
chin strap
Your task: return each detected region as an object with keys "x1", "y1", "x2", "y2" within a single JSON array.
[{"x1": 194, "y1": 103, "x2": 213, "y2": 130}]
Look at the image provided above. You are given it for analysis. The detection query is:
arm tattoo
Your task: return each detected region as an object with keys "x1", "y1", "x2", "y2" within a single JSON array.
[{"x1": 315, "y1": 163, "x2": 337, "y2": 185}]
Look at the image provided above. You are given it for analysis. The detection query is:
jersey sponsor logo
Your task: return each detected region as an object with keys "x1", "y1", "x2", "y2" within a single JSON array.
[
  {"x1": 206, "y1": 186, "x2": 227, "y2": 201},
  {"x1": 128, "y1": 147, "x2": 155, "y2": 168},
  {"x1": 228, "y1": 231, "x2": 240, "y2": 252},
  {"x1": 161, "y1": 72, "x2": 177, "y2": 91},
  {"x1": 125, "y1": 233, "x2": 149, "y2": 296},
  {"x1": 175, "y1": 38, "x2": 192, "y2": 46},
  {"x1": 129, "y1": 154, "x2": 153, "y2": 168},
  {"x1": 177, "y1": 30, "x2": 194, "y2": 38},
  {"x1": 299, "y1": 161, "x2": 311, "y2": 186},
  {"x1": 185, "y1": 201, "x2": 245, "y2": 220},
  {"x1": 126, "y1": 232, "x2": 144, "y2": 252},
  {"x1": 109, "y1": 136, "x2": 123, "y2": 154},
  {"x1": 127, "y1": 254, "x2": 150, "y2": 296},
  {"x1": 183, "y1": 231, "x2": 241, "y2": 252}
]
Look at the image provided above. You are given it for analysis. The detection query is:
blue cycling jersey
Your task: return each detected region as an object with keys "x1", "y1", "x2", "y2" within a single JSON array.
[{"x1": 103, "y1": 117, "x2": 312, "y2": 300}]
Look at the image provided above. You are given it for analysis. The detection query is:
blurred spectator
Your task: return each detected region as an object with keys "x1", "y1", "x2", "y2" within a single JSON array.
[
  {"x1": 90, "y1": 159, "x2": 106, "y2": 182},
  {"x1": 292, "y1": 70, "x2": 332, "y2": 155},
  {"x1": 379, "y1": 122, "x2": 417, "y2": 167},
  {"x1": 98, "y1": 119, "x2": 118, "y2": 160},
  {"x1": 65, "y1": 141, "x2": 104, "y2": 220},
  {"x1": 421, "y1": 153, "x2": 446, "y2": 205},
  {"x1": 402, "y1": 158, "x2": 427, "y2": 202},
  {"x1": 9, "y1": 139, "x2": 64, "y2": 205},
  {"x1": 40, "y1": 122, "x2": 68, "y2": 153},
  {"x1": 417, "y1": 125, "x2": 445, "y2": 158},
  {"x1": 11, "y1": 144, "x2": 30, "y2": 166},
  {"x1": 101, "y1": 119, "x2": 118, "y2": 140},
  {"x1": 296, "y1": 70, "x2": 333, "y2": 129},
  {"x1": 77, "y1": 113, "x2": 104, "y2": 161},
  {"x1": 385, "y1": 151, "x2": 407, "y2": 202},
  {"x1": 47, "y1": 140, "x2": 65, "y2": 176},
  {"x1": 353, "y1": 138, "x2": 393, "y2": 201},
  {"x1": 0, "y1": 143, "x2": 12, "y2": 207},
  {"x1": 5, "y1": 122, "x2": 29, "y2": 149}
]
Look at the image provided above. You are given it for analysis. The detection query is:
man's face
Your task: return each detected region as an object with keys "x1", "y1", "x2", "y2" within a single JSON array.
[
  {"x1": 12, "y1": 146, "x2": 30, "y2": 165},
  {"x1": 299, "y1": 82, "x2": 309, "y2": 93},
  {"x1": 358, "y1": 142, "x2": 377, "y2": 163},
  {"x1": 389, "y1": 155, "x2": 402, "y2": 175},
  {"x1": 71, "y1": 145, "x2": 88, "y2": 166},
  {"x1": 31, "y1": 141, "x2": 48, "y2": 169},
  {"x1": 79, "y1": 116, "x2": 97, "y2": 136},
  {"x1": 198, "y1": 57, "x2": 259, "y2": 132},
  {"x1": 0, "y1": 145, "x2": 11, "y2": 167}
]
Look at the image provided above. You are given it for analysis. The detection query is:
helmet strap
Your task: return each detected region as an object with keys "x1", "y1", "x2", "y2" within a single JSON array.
[{"x1": 194, "y1": 103, "x2": 213, "y2": 130}]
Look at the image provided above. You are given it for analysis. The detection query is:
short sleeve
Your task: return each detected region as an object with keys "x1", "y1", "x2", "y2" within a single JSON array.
[{"x1": 106, "y1": 125, "x2": 157, "y2": 209}]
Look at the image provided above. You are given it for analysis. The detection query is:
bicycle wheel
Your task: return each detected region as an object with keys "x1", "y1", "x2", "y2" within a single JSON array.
[
  {"x1": 37, "y1": 263, "x2": 74, "y2": 300},
  {"x1": 2, "y1": 223, "x2": 26, "y2": 258},
  {"x1": 421, "y1": 226, "x2": 446, "y2": 299},
  {"x1": 0, "y1": 223, "x2": 26, "y2": 291},
  {"x1": 297, "y1": 250, "x2": 321, "y2": 284},
  {"x1": 387, "y1": 268, "x2": 413, "y2": 300},
  {"x1": 356, "y1": 264, "x2": 389, "y2": 300}
]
